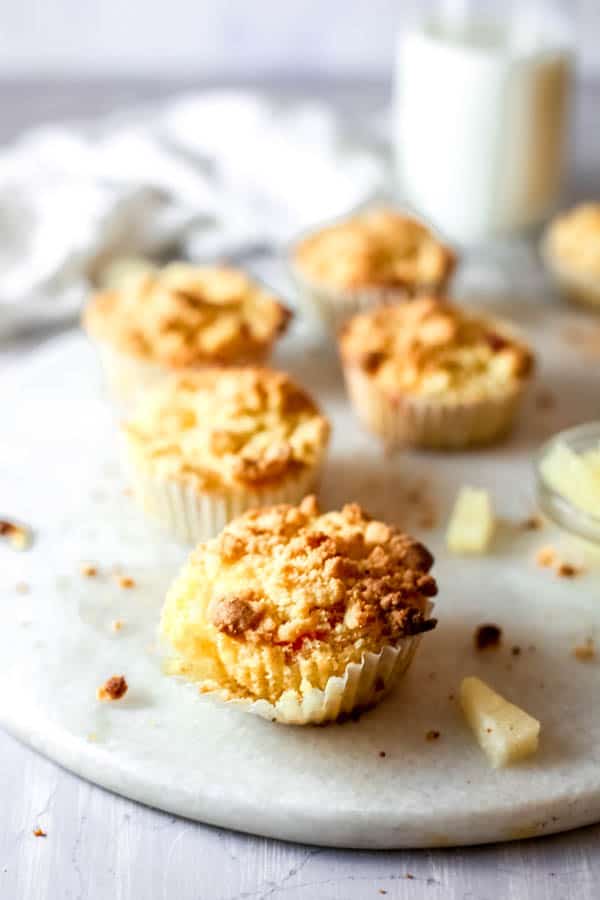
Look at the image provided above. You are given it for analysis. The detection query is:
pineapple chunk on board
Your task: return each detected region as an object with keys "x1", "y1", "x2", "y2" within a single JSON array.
[
  {"x1": 460, "y1": 676, "x2": 540, "y2": 768},
  {"x1": 446, "y1": 487, "x2": 495, "y2": 554}
]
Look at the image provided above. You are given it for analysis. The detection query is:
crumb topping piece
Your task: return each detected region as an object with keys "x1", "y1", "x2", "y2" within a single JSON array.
[
  {"x1": 175, "y1": 497, "x2": 437, "y2": 650},
  {"x1": 124, "y1": 369, "x2": 329, "y2": 490},
  {"x1": 294, "y1": 208, "x2": 456, "y2": 293},
  {"x1": 33, "y1": 828, "x2": 47, "y2": 838},
  {"x1": 0, "y1": 519, "x2": 31, "y2": 551},
  {"x1": 97, "y1": 675, "x2": 128, "y2": 701},
  {"x1": 339, "y1": 296, "x2": 534, "y2": 401},
  {"x1": 573, "y1": 638, "x2": 595, "y2": 661},
  {"x1": 83, "y1": 262, "x2": 291, "y2": 367},
  {"x1": 475, "y1": 624, "x2": 502, "y2": 651},
  {"x1": 116, "y1": 575, "x2": 136, "y2": 589},
  {"x1": 80, "y1": 563, "x2": 98, "y2": 577}
]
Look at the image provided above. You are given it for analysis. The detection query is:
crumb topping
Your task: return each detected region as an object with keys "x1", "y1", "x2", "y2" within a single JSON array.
[
  {"x1": 573, "y1": 638, "x2": 595, "y2": 661},
  {"x1": 294, "y1": 208, "x2": 455, "y2": 293},
  {"x1": 546, "y1": 204, "x2": 600, "y2": 279},
  {"x1": 164, "y1": 497, "x2": 437, "y2": 657},
  {"x1": 474, "y1": 624, "x2": 502, "y2": 650},
  {"x1": 97, "y1": 675, "x2": 128, "y2": 701},
  {"x1": 0, "y1": 519, "x2": 31, "y2": 551},
  {"x1": 339, "y1": 296, "x2": 534, "y2": 401},
  {"x1": 116, "y1": 575, "x2": 136, "y2": 589},
  {"x1": 83, "y1": 262, "x2": 291, "y2": 367},
  {"x1": 124, "y1": 369, "x2": 329, "y2": 490},
  {"x1": 80, "y1": 563, "x2": 98, "y2": 577},
  {"x1": 33, "y1": 828, "x2": 47, "y2": 838}
]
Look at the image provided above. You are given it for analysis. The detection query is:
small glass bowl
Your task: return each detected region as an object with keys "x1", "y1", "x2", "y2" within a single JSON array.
[{"x1": 535, "y1": 422, "x2": 600, "y2": 545}]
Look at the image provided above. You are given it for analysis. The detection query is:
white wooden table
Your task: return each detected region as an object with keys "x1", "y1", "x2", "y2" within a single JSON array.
[{"x1": 2, "y1": 79, "x2": 600, "y2": 900}]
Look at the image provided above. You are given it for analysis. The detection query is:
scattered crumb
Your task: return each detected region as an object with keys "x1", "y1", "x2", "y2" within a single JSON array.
[
  {"x1": 555, "y1": 561, "x2": 581, "y2": 579},
  {"x1": 32, "y1": 828, "x2": 47, "y2": 838},
  {"x1": 0, "y1": 520, "x2": 31, "y2": 551},
  {"x1": 475, "y1": 624, "x2": 502, "y2": 650},
  {"x1": 511, "y1": 646, "x2": 521, "y2": 656},
  {"x1": 116, "y1": 575, "x2": 135, "y2": 589},
  {"x1": 379, "y1": 751, "x2": 386, "y2": 758},
  {"x1": 375, "y1": 676, "x2": 385, "y2": 692},
  {"x1": 448, "y1": 693, "x2": 455, "y2": 701},
  {"x1": 97, "y1": 675, "x2": 128, "y2": 701},
  {"x1": 521, "y1": 515, "x2": 543, "y2": 531},
  {"x1": 535, "y1": 390, "x2": 556, "y2": 411},
  {"x1": 405, "y1": 873, "x2": 415, "y2": 880},
  {"x1": 573, "y1": 639, "x2": 596, "y2": 661},
  {"x1": 536, "y1": 546, "x2": 557, "y2": 568},
  {"x1": 15, "y1": 582, "x2": 29, "y2": 594},
  {"x1": 80, "y1": 563, "x2": 98, "y2": 578},
  {"x1": 378, "y1": 891, "x2": 387, "y2": 896},
  {"x1": 111, "y1": 619, "x2": 124, "y2": 632},
  {"x1": 426, "y1": 730, "x2": 440, "y2": 741}
]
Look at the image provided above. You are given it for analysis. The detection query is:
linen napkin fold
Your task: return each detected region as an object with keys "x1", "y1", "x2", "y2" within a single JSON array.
[{"x1": 0, "y1": 90, "x2": 385, "y2": 337}]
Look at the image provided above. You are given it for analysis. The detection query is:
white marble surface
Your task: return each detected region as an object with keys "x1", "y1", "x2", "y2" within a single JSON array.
[
  {"x1": 3, "y1": 78, "x2": 600, "y2": 900},
  {"x1": 4, "y1": 318, "x2": 600, "y2": 852}
]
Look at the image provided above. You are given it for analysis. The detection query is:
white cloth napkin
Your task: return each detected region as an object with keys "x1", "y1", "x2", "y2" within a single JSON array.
[{"x1": 0, "y1": 90, "x2": 386, "y2": 337}]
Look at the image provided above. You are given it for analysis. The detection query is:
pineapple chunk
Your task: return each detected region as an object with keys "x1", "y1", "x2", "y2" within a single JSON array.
[
  {"x1": 460, "y1": 676, "x2": 540, "y2": 768},
  {"x1": 446, "y1": 487, "x2": 495, "y2": 554},
  {"x1": 540, "y1": 441, "x2": 600, "y2": 518}
]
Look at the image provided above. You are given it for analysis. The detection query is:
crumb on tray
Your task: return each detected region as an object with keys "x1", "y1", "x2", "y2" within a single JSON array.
[{"x1": 97, "y1": 675, "x2": 128, "y2": 701}]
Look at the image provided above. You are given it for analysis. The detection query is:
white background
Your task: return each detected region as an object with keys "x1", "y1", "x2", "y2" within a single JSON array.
[{"x1": 0, "y1": 0, "x2": 597, "y2": 79}]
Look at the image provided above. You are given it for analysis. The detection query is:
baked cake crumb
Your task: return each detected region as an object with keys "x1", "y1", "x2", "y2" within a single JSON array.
[
  {"x1": 379, "y1": 751, "x2": 386, "y2": 758},
  {"x1": 521, "y1": 515, "x2": 543, "y2": 531},
  {"x1": 97, "y1": 675, "x2": 128, "y2": 701},
  {"x1": 80, "y1": 563, "x2": 98, "y2": 577},
  {"x1": 511, "y1": 645, "x2": 521, "y2": 656},
  {"x1": 32, "y1": 828, "x2": 47, "y2": 838},
  {"x1": 0, "y1": 519, "x2": 31, "y2": 551},
  {"x1": 536, "y1": 546, "x2": 557, "y2": 568},
  {"x1": 111, "y1": 619, "x2": 124, "y2": 632},
  {"x1": 573, "y1": 639, "x2": 595, "y2": 661},
  {"x1": 116, "y1": 575, "x2": 136, "y2": 589},
  {"x1": 426, "y1": 730, "x2": 440, "y2": 741},
  {"x1": 475, "y1": 624, "x2": 502, "y2": 650},
  {"x1": 555, "y1": 561, "x2": 581, "y2": 579}
]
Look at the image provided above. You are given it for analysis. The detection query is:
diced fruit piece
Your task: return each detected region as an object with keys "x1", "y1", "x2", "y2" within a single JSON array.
[
  {"x1": 446, "y1": 487, "x2": 495, "y2": 554},
  {"x1": 460, "y1": 676, "x2": 540, "y2": 768},
  {"x1": 541, "y1": 442, "x2": 600, "y2": 518}
]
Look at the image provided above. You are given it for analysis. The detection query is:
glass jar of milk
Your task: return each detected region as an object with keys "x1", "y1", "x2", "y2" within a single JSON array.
[{"x1": 395, "y1": 2, "x2": 573, "y2": 245}]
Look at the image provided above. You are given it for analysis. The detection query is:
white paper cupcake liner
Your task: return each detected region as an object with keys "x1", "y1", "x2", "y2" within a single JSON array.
[
  {"x1": 126, "y1": 458, "x2": 324, "y2": 544},
  {"x1": 199, "y1": 602, "x2": 434, "y2": 725},
  {"x1": 540, "y1": 234, "x2": 600, "y2": 310},
  {"x1": 342, "y1": 365, "x2": 525, "y2": 450},
  {"x1": 94, "y1": 341, "x2": 272, "y2": 410},
  {"x1": 289, "y1": 266, "x2": 419, "y2": 334}
]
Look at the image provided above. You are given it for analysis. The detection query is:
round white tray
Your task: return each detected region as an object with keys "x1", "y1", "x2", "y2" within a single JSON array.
[{"x1": 2, "y1": 321, "x2": 600, "y2": 849}]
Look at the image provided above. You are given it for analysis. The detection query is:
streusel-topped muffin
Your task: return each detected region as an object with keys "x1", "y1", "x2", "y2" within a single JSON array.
[
  {"x1": 161, "y1": 496, "x2": 437, "y2": 724},
  {"x1": 339, "y1": 296, "x2": 534, "y2": 449},
  {"x1": 542, "y1": 204, "x2": 600, "y2": 308},
  {"x1": 123, "y1": 368, "x2": 329, "y2": 543},
  {"x1": 83, "y1": 262, "x2": 291, "y2": 406},
  {"x1": 290, "y1": 208, "x2": 456, "y2": 331}
]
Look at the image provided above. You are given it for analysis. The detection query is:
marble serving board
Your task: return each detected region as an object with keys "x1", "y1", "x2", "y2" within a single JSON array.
[{"x1": 2, "y1": 298, "x2": 600, "y2": 849}]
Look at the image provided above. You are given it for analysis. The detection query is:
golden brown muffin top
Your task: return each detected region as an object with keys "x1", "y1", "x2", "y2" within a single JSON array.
[
  {"x1": 123, "y1": 368, "x2": 329, "y2": 491},
  {"x1": 196, "y1": 496, "x2": 437, "y2": 649},
  {"x1": 339, "y1": 296, "x2": 534, "y2": 402},
  {"x1": 293, "y1": 208, "x2": 456, "y2": 293},
  {"x1": 546, "y1": 203, "x2": 600, "y2": 279},
  {"x1": 83, "y1": 262, "x2": 291, "y2": 368}
]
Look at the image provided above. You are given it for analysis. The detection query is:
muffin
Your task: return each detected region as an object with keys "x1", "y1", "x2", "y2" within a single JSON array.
[
  {"x1": 83, "y1": 262, "x2": 291, "y2": 406},
  {"x1": 122, "y1": 368, "x2": 330, "y2": 543},
  {"x1": 541, "y1": 204, "x2": 600, "y2": 308},
  {"x1": 161, "y1": 496, "x2": 437, "y2": 724},
  {"x1": 339, "y1": 296, "x2": 534, "y2": 450},
  {"x1": 289, "y1": 207, "x2": 456, "y2": 332}
]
